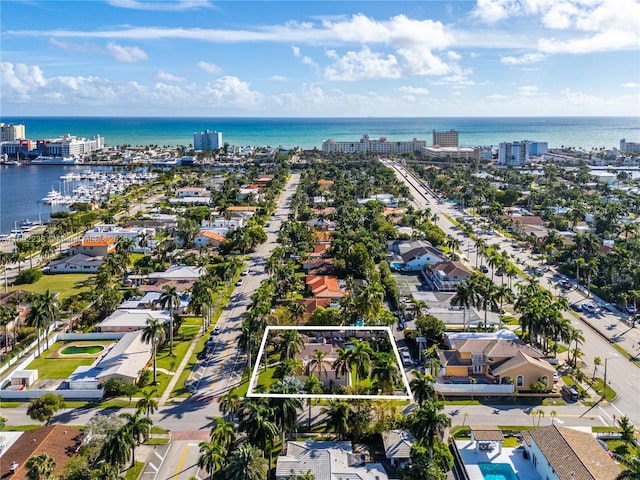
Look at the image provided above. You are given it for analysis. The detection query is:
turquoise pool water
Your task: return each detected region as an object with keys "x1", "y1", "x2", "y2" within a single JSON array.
[{"x1": 478, "y1": 463, "x2": 518, "y2": 480}]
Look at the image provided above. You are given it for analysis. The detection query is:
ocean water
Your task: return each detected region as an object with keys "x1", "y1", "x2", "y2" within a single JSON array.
[
  {"x1": 1, "y1": 116, "x2": 639, "y2": 234},
  {"x1": 1, "y1": 116, "x2": 638, "y2": 150}
]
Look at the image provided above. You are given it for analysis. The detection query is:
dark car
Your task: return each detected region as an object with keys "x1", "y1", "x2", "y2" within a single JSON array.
[
  {"x1": 480, "y1": 265, "x2": 489, "y2": 273},
  {"x1": 560, "y1": 280, "x2": 572, "y2": 289},
  {"x1": 571, "y1": 303, "x2": 583, "y2": 312}
]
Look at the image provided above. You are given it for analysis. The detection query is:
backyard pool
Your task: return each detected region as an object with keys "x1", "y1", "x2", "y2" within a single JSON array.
[
  {"x1": 479, "y1": 463, "x2": 519, "y2": 480},
  {"x1": 60, "y1": 345, "x2": 105, "y2": 355}
]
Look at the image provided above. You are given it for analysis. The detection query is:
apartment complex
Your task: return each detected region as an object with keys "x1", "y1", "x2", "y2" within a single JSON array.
[
  {"x1": 497, "y1": 140, "x2": 546, "y2": 166},
  {"x1": 321, "y1": 134, "x2": 426, "y2": 154},
  {"x1": 620, "y1": 138, "x2": 640, "y2": 153},
  {"x1": 1, "y1": 134, "x2": 104, "y2": 158},
  {"x1": 0, "y1": 123, "x2": 26, "y2": 141},
  {"x1": 432, "y1": 129, "x2": 459, "y2": 147},
  {"x1": 193, "y1": 129, "x2": 222, "y2": 151}
]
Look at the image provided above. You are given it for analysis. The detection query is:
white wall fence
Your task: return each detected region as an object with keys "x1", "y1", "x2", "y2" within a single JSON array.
[
  {"x1": 0, "y1": 332, "x2": 123, "y2": 400},
  {"x1": 435, "y1": 383, "x2": 515, "y2": 395}
]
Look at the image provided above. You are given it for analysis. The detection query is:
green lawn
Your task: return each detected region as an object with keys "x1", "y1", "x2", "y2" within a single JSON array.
[
  {"x1": 170, "y1": 329, "x2": 210, "y2": 398},
  {"x1": 26, "y1": 343, "x2": 96, "y2": 378},
  {"x1": 10, "y1": 273, "x2": 92, "y2": 300},
  {"x1": 123, "y1": 461, "x2": 145, "y2": 480}
]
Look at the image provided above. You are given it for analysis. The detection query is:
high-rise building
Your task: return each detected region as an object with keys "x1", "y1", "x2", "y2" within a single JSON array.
[
  {"x1": 620, "y1": 139, "x2": 640, "y2": 153},
  {"x1": 432, "y1": 129, "x2": 459, "y2": 147},
  {"x1": 1, "y1": 123, "x2": 26, "y2": 141},
  {"x1": 498, "y1": 141, "x2": 531, "y2": 166},
  {"x1": 194, "y1": 130, "x2": 222, "y2": 151}
]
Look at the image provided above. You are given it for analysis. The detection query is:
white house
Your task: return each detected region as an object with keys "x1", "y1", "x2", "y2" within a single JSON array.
[
  {"x1": 48, "y1": 254, "x2": 104, "y2": 273},
  {"x1": 275, "y1": 441, "x2": 388, "y2": 480},
  {"x1": 82, "y1": 224, "x2": 156, "y2": 253},
  {"x1": 388, "y1": 240, "x2": 445, "y2": 272},
  {"x1": 521, "y1": 425, "x2": 620, "y2": 480},
  {"x1": 97, "y1": 309, "x2": 171, "y2": 333}
]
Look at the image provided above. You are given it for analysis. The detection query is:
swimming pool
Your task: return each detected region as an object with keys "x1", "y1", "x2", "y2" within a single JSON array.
[
  {"x1": 60, "y1": 345, "x2": 105, "y2": 355},
  {"x1": 478, "y1": 463, "x2": 518, "y2": 480}
]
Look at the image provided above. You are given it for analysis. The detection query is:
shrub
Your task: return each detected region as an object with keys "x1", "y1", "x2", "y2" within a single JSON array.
[
  {"x1": 14, "y1": 268, "x2": 43, "y2": 285},
  {"x1": 103, "y1": 378, "x2": 128, "y2": 397}
]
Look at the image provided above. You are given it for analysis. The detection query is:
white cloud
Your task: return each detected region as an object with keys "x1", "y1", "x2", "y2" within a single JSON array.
[
  {"x1": 518, "y1": 85, "x2": 539, "y2": 96},
  {"x1": 1, "y1": 62, "x2": 46, "y2": 100},
  {"x1": 156, "y1": 71, "x2": 185, "y2": 82},
  {"x1": 198, "y1": 61, "x2": 223, "y2": 74},
  {"x1": 560, "y1": 87, "x2": 599, "y2": 106},
  {"x1": 49, "y1": 37, "x2": 97, "y2": 53},
  {"x1": 398, "y1": 86, "x2": 430, "y2": 95},
  {"x1": 202, "y1": 76, "x2": 262, "y2": 106},
  {"x1": 107, "y1": 0, "x2": 213, "y2": 11},
  {"x1": 501, "y1": 53, "x2": 545, "y2": 64},
  {"x1": 106, "y1": 42, "x2": 148, "y2": 63},
  {"x1": 447, "y1": 51, "x2": 462, "y2": 60},
  {"x1": 324, "y1": 46, "x2": 401, "y2": 81},
  {"x1": 291, "y1": 46, "x2": 301, "y2": 57},
  {"x1": 621, "y1": 82, "x2": 640, "y2": 88},
  {"x1": 270, "y1": 75, "x2": 288, "y2": 81}
]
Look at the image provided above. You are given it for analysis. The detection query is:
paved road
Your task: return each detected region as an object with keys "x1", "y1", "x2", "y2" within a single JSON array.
[{"x1": 384, "y1": 159, "x2": 640, "y2": 427}]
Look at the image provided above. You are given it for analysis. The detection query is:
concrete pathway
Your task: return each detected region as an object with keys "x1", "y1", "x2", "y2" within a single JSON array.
[{"x1": 159, "y1": 328, "x2": 204, "y2": 406}]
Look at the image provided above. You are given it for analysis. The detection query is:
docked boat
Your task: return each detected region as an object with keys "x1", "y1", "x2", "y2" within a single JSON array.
[
  {"x1": 42, "y1": 189, "x2": 66, "y2": 205},
  {"x1": 31, "y1": 156, "x2": 80, "y2": 165}
]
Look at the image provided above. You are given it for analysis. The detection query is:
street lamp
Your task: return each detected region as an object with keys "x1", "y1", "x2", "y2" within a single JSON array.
[{"x1": 603, "y1": 353, "x2": 619, "y2": 401}]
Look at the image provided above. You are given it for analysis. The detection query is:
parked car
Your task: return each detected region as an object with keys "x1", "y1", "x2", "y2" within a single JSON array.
[
  {"x1": 571, "y1": 303, "x2": 583, "y2": 312},
  {"x1": 401, "y1": 351, "x2": 413, "y2": 366},
  {"x1": 559, "y1": 280, "x2": 572, "y2": 289},
  {"x1": 212, "y1": 325, "x2": 221, "y2": 335},
  {"x1": 583, "y1": 303, "x2": 596, "y2": 313},
  {"x1": 236, "y1": 278, "x2": 244, "y2": 287},
  {"x1": 480, "y1": 265, "x2": 489, "y2": 273},
  {"x1": 241, "y1": 269, "x2": 251, "y2": 276},
  {"x1": 553, "y1": 371, "x2": 559, "y2": 383}
]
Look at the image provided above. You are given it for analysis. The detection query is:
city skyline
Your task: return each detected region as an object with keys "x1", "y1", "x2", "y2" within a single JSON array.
[{"x1": 1, "y1": 0, "x2": 639, "y2": 117}]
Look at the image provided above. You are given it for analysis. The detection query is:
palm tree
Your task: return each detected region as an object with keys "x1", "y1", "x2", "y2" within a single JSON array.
[
  {"x1": 322, "y1": 400, "x2": 351, "y2": 440},
  {"x1": 198, "y1": 441, "x2": 227, "y2": 478},
  {"x1": 100, "y1": 426, "x2": 133, "y2": 470},
  {"x1": 350, "y1": 339, "x2": 374, "y2": 384},
  {"x1": 494, "y1": 284, "x2": 514, "y2": 329},
  {"x1": 222, "y1": 444, "x2": 268, "y2": 480},
  {"x1": 142, "y1": 318, "x2": 166, "y2": 385},
  {"x1": 136, "y1": 389, "x2": 159, "y2": 418},
  {"x1": 238, "y1": 399, "x2": 278, "y2": 464},
  {"x1": 308, "y1": 349, "x2": 329, "y2": 378},
  {"x1": 372, "y1": 353, "x2": 401, "y2": 394},
  {"x1": 25, "y1": 299, "x2": 47, "y2": 357},
  {"x1": 410, "y1": 370, "x2": 437, "y2": 406},
  {"x1": 333, "y1": 346, "x2": 352, "y2": 381},
  {"x1": 451, "y1": 279, "x2": 479, "y2": 331},
  {"x1": 304, "y1": 374, "x2": 323, "y2": 428},
  {"x1": 269, "y1": 382, "x2": 303, "y2": 446},
  {"x1": 409, "y1": 403, "x2": 451, "y2": 453},
  {"x1": 25, "y1": 453, "x2": 55, "y2": 480},
  {"x1": 159, "y1": 285, "x2": 180, "y2": 355},
  {"x1": 0, "y1": 304, "x2": 16, "y2": 353},
  {"x1": 218, "y1": 391, "x2": 241, "y2": 420},
  {"x1": 592, "y1": 356, "x2": 602, "y2": 381},
  {"x1": 279, "y1": 329, "x2": 304, "y2": 361},
  {"x1": 209, "y1": 417, "x2": 237, "y2": 452},
  {"x1": 120, "y1": 411, "x2": 152, "y2": 467}
]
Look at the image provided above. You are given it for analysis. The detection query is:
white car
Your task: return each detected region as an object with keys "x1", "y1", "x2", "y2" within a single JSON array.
[
  {"x1": 401, "y1": 351, "x2": 413, "y2": 366},
  {"x1": 236, "y1": 278, "x2": 244, "y2": 287}
]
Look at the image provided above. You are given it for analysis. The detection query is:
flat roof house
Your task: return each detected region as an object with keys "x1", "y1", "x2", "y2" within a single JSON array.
[{"x1": 97, "y1": 309, "x2": 170, "y2": 333}]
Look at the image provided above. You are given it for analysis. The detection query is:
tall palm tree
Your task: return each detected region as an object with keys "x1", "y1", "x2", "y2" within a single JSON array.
[
  {"x1": 410, "y1": 370, "x2": 437, "y2": 406},
  {"x1": 136, "y1": 389, "x2": 159, "y2": 418},
  {"x1": 159, "y1": 285, "x2": 180, "y2": 355},
  {"x1": 218, "y1": 391, "x2": 241, "y2": 420},
  {"x1": 372, "y1": 352, "x2": 401, "y2": 394},
  {"x1": 100, "y1": 426, "x2": 133, "y2": 470},
  {"x1": 308, "y1": 349, "x2": 329, "y2": 378},
  {"x1": 322, "y1": 400, "x2": 351, "y2": 440},
  {"x1": 120, "y1": 412, "x2": 152, "y2": 467},
  {"x1": 222, "y1": 444, "x2": 268, "y2": 480},
  {"x1": 25, "y1": 299, "x2": 47, "y2": 357},
  {"x1": 279, "y1": 329, "x2": 304, "y2": 361},
  {"x1": 451, "y1": 279, "x2": 479, "y2": 331},
  {"x1": 25, "y1": 453, "x2": 55, "y2": 480},
  {"x1": 238, "y1": 399, "x2": 278, "y2": 464},
  {"x1": 350, "y1": 339, "x2": 374, "y2": 384},
  {"x1": 209, "y1": 417, "x2": 237, "y2": 452},
  {"x1": 0, "y1": 304, "x2": 16, "y2": 353},
  {"x1": 269, "y1": 382, "x2": 303, "y2": 446},
  {"x1": 198, "y1": 441, "x2": 228, "y2": 478},
  {"x1": 142, "y1": 318, "x2": 166, "y2": 385},
  {"x1": 409, "y1": 403, "x2": 451, "y2": 453},
  {"x1": 333, "y1": 346, "x2": 352, "y2": 381}
]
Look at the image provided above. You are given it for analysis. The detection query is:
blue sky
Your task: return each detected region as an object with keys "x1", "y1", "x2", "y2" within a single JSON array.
[{"x1": 1, "y1": 0, "x2": 639, "y2": 117}]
